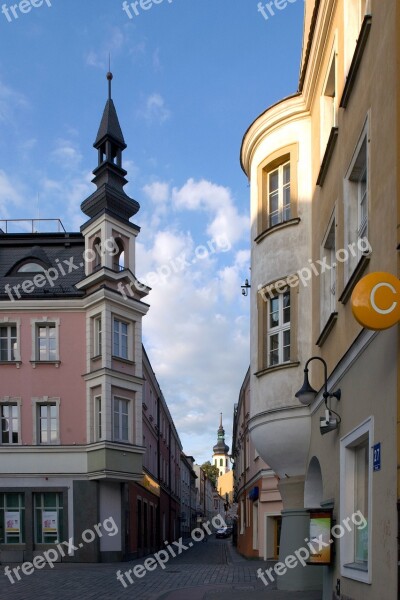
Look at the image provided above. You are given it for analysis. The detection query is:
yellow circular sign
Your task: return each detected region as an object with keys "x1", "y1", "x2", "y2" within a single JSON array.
[{"x1": 351, "y1": 272, "x2": 400, "y2": 330}]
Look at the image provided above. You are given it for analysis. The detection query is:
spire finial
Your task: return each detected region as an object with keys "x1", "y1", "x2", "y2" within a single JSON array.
[
  {"x1": 220, "y1": 413, "x2": 223, "y2": 428},
  {"x1": 107, "y1": 69, "x2": 113, "y2": 101}
]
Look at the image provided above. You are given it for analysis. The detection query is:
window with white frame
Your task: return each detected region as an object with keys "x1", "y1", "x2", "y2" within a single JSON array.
[
  {"x1": 1, "y1": 403, "x2": 20, "y2": 444},
  {"x1": 94, "y1": 316, "x2": 102, "y2": 357},
  {"x1": 37, "y1": 403, "x2": 59, "y2": 444},
  {"x1": 267, "y1": 161, "x2": 291, "y2": 228},
  {"x1": 0, "y1": 325, "x2": 18, "y2": 362},
  {"x1": 95, "y1": 395, "x2": 102, "y2": 441},
  {"x1": 36, "y1": 324, "x2": 57, "y2": 361},
  {"x1": 113, "y1": 397, "x2": 129, "y2": 442},
  {"x1": 113, "y1": 318, "x2": 129, "y2": 359},
  {"x1": 320, "y1": 217, "x2": 337, "y2": 329},
  {"x1": 340, "y1": 418, "x2": 372, "y2": 583},
  {"x1": 344, "y1": 123, "x2": 369, "y2": 279},
  {"x1": 268, "y1": 290, "x2": 291, "y2": 367},
  {"x1": 321, "y1": 50, "x2": 337, "y2": 155},
  {"x1": 345, "y1": 0, "x2": 369, "y2": 74}
]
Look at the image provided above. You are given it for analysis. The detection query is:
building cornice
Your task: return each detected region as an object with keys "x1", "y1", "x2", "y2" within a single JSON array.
[{"x1": 240, "y1": 94, "x2": 308, "y2": 176}]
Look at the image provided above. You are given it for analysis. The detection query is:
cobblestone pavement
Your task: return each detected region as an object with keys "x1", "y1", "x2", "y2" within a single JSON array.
[{"x1": 1, "y1": 538, "x2": 322, "y2": 600}]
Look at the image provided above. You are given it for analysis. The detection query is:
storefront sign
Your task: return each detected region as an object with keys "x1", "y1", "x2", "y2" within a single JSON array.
[
  {"x1": 5, "y1": 511, "x2": 20, "y2": 533},
  {"x1": 42, "y1": 511, "x2": 58, "y2": 534},
  {"x1": 307, "y1": 511, "x2": 333, "y2": 565},
  {"x1": 140, "y1": 473, "x2": 160, "y2": 497},
  {"x1": 351, "y1": 272, "x2": 400, "y2": 330}
]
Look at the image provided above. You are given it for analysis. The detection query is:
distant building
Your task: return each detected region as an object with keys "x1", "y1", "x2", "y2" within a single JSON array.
[
  {"x1": 180, "y1": 454, "x2": 197, "y2": 539},
  {"x1": 212, "y1": 414, "x2": 230, "y2": 477},
  {"x1": 232, "y1": 368, "x2": 282, "y2": 560}
]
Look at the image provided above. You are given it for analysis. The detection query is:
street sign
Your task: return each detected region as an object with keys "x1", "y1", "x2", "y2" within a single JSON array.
[{"x1": 373, "y1": 443, "x2": 381, "y2": 472}]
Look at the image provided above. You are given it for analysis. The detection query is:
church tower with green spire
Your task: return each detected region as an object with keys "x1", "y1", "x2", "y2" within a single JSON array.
[{"x1": 212, "y1": 413, "x2": 230, "y2": 477}]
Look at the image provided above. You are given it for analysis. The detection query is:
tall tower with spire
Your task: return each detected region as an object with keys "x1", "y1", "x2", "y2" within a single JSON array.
[{"x1": 213, "y1": 414, "x2": 230, "y2": 477}]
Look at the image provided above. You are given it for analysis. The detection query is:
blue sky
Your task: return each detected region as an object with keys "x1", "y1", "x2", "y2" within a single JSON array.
[{"x1": 0, "y1": 0, "x2": 304, "y2": 463}]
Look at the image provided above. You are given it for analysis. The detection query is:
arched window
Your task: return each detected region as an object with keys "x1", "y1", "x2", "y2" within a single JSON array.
[
  {"x1": 113, "y1": 239, "x2": 125, "y2": 271},
  {"x1": 16, "y1": 262, "x2": 46, "y2": 273},
  {"x1": 92, "y1": 237, "x2": 102, "y2": 270}
]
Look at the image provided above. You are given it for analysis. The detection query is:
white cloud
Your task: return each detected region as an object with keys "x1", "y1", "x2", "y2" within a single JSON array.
[
  {"x1": 143, "y1": 181, "x2": 170, "y2": 205},
  {"x1": 85, "y1": 27, "x2": 126, "y2": 69},
  {"x1": 136, "y1": 216, "x2": 249, "y2": 461},
  {"x1": 0, "y1": 80, "x2": 29, "y2": 123},
  {"x1": 0, "y1": 170, "x2": 25, "y2": 219},
  {"x1": 51, "y1": 139, "x2": 83, "y2": 171},
  {"x1": 138, "y1": 93, "x2": 171, "y2": 124},
  {"x1": 172, "y1": 178, "x2": 249, "y2": 245}
]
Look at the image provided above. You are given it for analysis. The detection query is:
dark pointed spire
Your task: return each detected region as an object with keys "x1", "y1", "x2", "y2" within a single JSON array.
[
  {"x1": 213, "y1": 413, "x2": 229, "y2": 455},
  {"x1": 81, "y1": 73, "x2": 139, "y2": 223},
  {"x1": 94, "y1": 72, "x2": 126, "y2": 149}
]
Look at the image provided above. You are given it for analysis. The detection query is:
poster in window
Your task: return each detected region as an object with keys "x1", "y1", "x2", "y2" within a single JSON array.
[
  {"x1": 5, "y1": 511, "x2": 20, "y2": 533},
  {"x1": 42, "y1": 511, "x2": 58, "y2": 534},
  {"x1": 307, "y1": 511, "x2": 333, "y2": 565}
]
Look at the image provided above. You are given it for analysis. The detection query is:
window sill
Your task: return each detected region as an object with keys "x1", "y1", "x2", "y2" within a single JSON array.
[
  {"x1": 340, "y1": 15, "x2": 373, "y2": 108},
  {"x1": 344, "y1": 562, "x2": 368, "y2": 572},
  {"x1": 91, "y1": 355, "x2": 102, "y2": 361},
  {"x1": 339, "y1": 253, "x2": 371, "y2": 305},
  {"x1": 255, "y1": 361, "x2": 300, "y2": 378},
  {"x1": 112, "y1": 356, "x2": 135, "y2": 365},
  {"x1": 255, "y1": 218, "x2": 301, "y2": 244},
  {"x1": 316, "y1": 312, "x2": 338, "y2": 347},
  {"x1": 316, "y1": 127, "x2": 339, "y2": 187},
  {"x1": 30, "y1": 361, "x2": 61, "y2": 368},
  {"x1": 0, "y1": 361, "x2": 21, "y2": 369}
]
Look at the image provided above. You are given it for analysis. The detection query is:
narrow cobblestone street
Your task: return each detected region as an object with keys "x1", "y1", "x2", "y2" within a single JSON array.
[{"x1": 2, "y1": 538, "x2": 322, "y2": 600}]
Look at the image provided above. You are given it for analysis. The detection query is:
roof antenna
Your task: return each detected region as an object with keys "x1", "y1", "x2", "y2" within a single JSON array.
[{"x1": 107, "y1": 54, "x2": 113, "y2": 101}]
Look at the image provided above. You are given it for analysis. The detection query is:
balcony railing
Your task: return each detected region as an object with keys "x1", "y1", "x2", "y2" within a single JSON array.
[{"x1": 0, "y1": 219, "x2": 66, "y2": 234}]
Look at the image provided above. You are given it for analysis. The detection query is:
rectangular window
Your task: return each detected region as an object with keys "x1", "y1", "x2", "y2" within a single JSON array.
[
  {"x1": 268, "y1": 161, "x2": 291, "y2": 228},
  {"x1": 1, "y1": 404, "x2": 19, "y2": 444},
  {"x1": 268, "y1": 291, "x2": 291, "y2": 367},
  {"x1": 340, "y1": 418, "x2": 372, "y2": 583},
  {"x1": 95, "y1": 395, "x2": 102, "y2": 441},
  {"x1": 0, "y1": 325, "x2": 17, "y2": 362},
  {"x1": 36, "y1": 324, "x2": 57, "y2": 361},
  {"x1": 38, "y1": 403, "x2": 58, "y2": 444},
  {"x1": 94, "y1": 316, "x2": 102, "y2": 357},
  {"x1": 113, "y1": 318, "x2": 128, "y2": 359},
  {"x1": 321, "y1": 50, "x2": 337, "y2": 155},
  {"x1": 113, "y1": 397, "x2": 129, "y2": 442},
  {"x1": 34, "y1": 492, "x2": 63, "y2": 544},
  {"x1": 320, "y1": 218, "x2": 337, "y2": 329},
  {"x1": 344, "y1": 123, "x2": 369, "y2": 280},
  {"x1": 0, "y1": 493, "x2": 25, "y2": 544}
]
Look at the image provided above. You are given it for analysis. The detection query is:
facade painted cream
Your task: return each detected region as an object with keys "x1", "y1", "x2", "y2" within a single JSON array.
[{"x1": 241, "y1": 0, "x2": 399, "y2": 597}]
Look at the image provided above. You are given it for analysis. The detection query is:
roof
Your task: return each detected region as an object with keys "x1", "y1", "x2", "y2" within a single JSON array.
[
  {"x1": 94, "y1": 99, "x2": 126, "y2": 148},
  {"x1": 0, "y1": 233, "x2": 86, "y2": 300}
]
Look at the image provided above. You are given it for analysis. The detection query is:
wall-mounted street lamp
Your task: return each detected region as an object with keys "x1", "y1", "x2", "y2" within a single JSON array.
[
  {"x1": 241, "y1": 279, "x2": 251, "y2": 296},
  {"x1": 295, "y1": 356, "x2": 341, "y2": 435}
]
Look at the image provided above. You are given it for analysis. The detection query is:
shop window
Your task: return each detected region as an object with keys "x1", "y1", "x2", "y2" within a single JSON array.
[
  {"x1": 0, "y1": 493, "x2": 25, "y2": 544},
  {"x1": 34, "y1": 492, "x2": 63, "y2": 544}
]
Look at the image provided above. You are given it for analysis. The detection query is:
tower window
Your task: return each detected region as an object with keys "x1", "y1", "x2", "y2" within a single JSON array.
[{"x1": 113, "y1": 239, "x2": 125, "y2": 272}]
